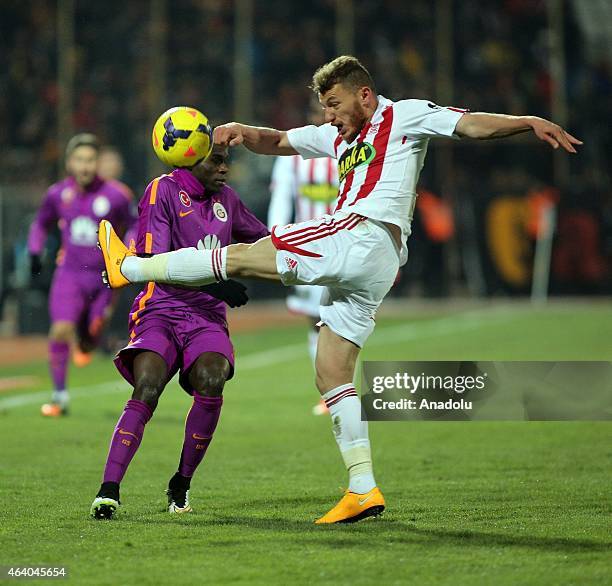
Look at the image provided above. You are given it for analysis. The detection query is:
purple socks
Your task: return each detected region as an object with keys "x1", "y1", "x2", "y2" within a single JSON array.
[
  {"x1": 103, "y1": 399, "x2": 153, "y2": 484},
  {"x1": 49, "y1": 340, "x2": 69, "y2": 391},
  {"x1": 178, "y1": 395, "x2": 223, "y2": 478},
  {"x1": 101, "y1": 395, "x2": 222, "y2": 486}
]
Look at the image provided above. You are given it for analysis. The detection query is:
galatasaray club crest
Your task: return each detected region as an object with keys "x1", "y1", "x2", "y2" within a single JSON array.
[
  {"x1": 61, "y1": 187, "x2": 75, "y2": 204},
  {"x1": 213, "y1": 201, "x2": 228, "y2": 222},
  {"x1": 179, "y1": 190, "x2": 192, "y2": 207},
  {"x1": 92, "y1": 195, "x2": 111, "y2": 217}
]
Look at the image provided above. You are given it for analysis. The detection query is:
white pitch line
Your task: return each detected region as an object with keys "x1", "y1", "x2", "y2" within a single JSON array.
[
  {"x1": 0, "y1": 309, "x2": 512, "y2": 412},
  {"x1": 0, "y1": 381, "x2": 130, "y2": 410}
]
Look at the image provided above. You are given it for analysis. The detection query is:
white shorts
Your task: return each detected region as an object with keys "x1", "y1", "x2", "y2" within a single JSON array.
[
  {"x1": 272, "y1": 211, "x2": 400, "y2": 347},
  {"x1": 286, "y1": 285, "x2": 324, "y2": 319}
]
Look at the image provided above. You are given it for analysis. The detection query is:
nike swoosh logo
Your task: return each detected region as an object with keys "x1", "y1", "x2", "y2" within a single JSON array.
[
  {"x1": 179, "y1": 210, "x2": 194, "y2": 218},
  {"x1": 358, "y1": 495, "x2": 372, "y2": 506},
  {"x1": 118, "y1": 429, "x2": 138, "y2": 439},
  {"x1": 192, "y1": 433, "x2": 211, "y2": 440}
]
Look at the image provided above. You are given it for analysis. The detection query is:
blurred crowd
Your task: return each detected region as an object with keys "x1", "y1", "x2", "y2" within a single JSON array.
[
  {"x1": 1, "y1": 0, "x2": 610, "y2": 297},
  {"x1": 1, "y1": 1, "x2": 609, "y2": 182}
]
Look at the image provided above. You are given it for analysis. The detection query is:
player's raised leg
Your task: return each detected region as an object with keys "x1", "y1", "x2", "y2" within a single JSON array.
[
  {"x1": 98, "y1": 220, "x2": 280, "y2": 289},
  {"x1": 91, "y1": 351, "x2": 166, "y2": 519},
  {"x1": 167, "y1": 352, "x2": 229, "y2": 514},
  {"x1": 313, "y1": 324, "x2": 385, "y2": 524}
]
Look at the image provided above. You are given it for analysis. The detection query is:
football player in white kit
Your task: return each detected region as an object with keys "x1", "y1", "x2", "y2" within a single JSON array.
[
  {"x1": 268, "y1": 98, "x2": 339, "y2": 416},
  {"x1": 99, "y1": 56, "x2": 582, "y2": 524}
]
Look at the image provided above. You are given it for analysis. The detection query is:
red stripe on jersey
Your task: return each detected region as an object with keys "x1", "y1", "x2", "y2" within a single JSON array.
[
  {"x1": 447, "y1": 106, "x2": 469, "y2": 113},
  {"x1": 296, "y1": 214, "x2": 365, "y2": 246},
  {"x1": 281, "y1": 213, "x2": 358, "y2": 244},
  {"x1": 333, "y1": 134, "x2": 342, "y2": 156},
  {"x1": 326, "y1": 158, "x2": 334, "y2": 214},
  {"x1": 271, "y1": 226, "x2": 322, "y2": 258},
  {"x1": 279, "y1": 215, "x2": 330, "y2": 240},
  {"x1": 335, "y1": 169, "x2": 354, "y2": 212},
  {"x1": 284, "y1": 216, "x2": 359, "y2": 247},
  {"x1": 286, "y1": 214, "x2": 365, "y2": 247},
  {"x1": 335, "y1": 122, "x2": 373, "y2": 211},
  {"x1": 349, "y1": 106, "x2": 394, "y2": 207}
]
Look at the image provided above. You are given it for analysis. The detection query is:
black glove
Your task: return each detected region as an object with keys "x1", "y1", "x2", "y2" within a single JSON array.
[
  {"x1": 30, "y1": 254, "x2": 43, "y2": 276},
  {"x1": 200, "y1": 279, "x2": 249, "y2": 308}
]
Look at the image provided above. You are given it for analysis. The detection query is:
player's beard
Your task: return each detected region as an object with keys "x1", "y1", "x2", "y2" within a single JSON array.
[
  {"x1": 345, "y1": 100, "x2": 369, "y2": 143},
  {"x1": 75, "y1": 171, "x2": 96, "y2": 188}
]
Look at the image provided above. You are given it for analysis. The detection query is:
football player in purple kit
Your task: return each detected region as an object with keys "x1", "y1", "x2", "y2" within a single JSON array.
[
  {"x1": 27, "y1": 133, "x2": 134, "y2": 417},
  {"x1": 91, "y1": 136, "x2": 269, "y2": 519}
]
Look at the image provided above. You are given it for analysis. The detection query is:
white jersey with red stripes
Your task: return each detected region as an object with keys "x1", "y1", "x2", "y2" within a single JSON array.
[
  {"x1": 286, "y1": 95, "x2": 466, "y2": 265},
  {"x1": 268, "y1": 155, "x2": 339, "y2": 227},
  {"x1": 272, "y1": 211, "x2": 400, "y2": 347}
]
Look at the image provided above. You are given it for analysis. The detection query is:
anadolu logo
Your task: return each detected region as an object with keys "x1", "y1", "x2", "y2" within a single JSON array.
[{"x1": 338, "y1": 142, "x2": 376, "y2": 182}]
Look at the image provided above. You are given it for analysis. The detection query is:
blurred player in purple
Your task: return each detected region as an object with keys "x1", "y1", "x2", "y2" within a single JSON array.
[
  {"x1": 27, "y1": 133, "x2": 134, "y2": 417},
  {"x1": 91, "y1": 142, "x2": 269, "y2": 519}
]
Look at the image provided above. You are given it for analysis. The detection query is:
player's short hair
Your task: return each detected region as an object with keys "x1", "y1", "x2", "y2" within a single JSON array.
[
  {"x1": 311, "y1": 55, "x2": 376, "y2": 95},
  {"x1": 65, "y1": 133, "x2": 100, "y2": 158}
]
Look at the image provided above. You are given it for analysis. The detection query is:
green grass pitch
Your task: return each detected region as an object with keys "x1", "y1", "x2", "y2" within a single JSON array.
[{"x1": 0, "y1": 303, "x2": 610, "y2": 585}]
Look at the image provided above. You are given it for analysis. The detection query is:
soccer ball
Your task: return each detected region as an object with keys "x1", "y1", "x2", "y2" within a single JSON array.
[{"x1": 152, "y1": 106, "x2": 213, "y2": 167}]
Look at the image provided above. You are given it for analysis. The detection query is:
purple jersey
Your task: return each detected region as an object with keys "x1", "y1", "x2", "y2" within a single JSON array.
[
  {"x1": 131, "y1": 168, "x2": 268, "y2": 323},
  {"x1": 28, "y1": 175, "x2": 134, "y2": 272}
]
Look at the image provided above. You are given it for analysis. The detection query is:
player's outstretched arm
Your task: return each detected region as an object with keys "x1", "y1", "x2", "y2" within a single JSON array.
[
  {"x1": 455, "y1": 113, "x2": 583, "y2": 153},
  {"x1": 214, "y1": 123, "x2": 298, "y2": 156}
]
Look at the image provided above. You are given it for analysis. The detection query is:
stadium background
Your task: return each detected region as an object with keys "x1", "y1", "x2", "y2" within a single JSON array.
[
  {"x1": 0, "y1": 2, "x2": 610, "y2": 585},
  {"x1": 1, "y1": 0, "x2": 611, "y2": 336}
]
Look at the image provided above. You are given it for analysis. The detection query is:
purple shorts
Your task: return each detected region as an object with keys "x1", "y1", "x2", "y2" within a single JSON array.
[
  {"x1": 49, "y1": 267, "x2": 115, "y2": 338},
  {"x1": 114, "y1": 309, "x2": 235, "y2": 393}
]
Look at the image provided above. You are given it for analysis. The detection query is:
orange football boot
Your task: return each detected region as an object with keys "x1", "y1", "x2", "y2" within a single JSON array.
[
  {"x1": 315, "y1": 487, "x2": 385, "y2": 524},
  {"x1": 41, "y1": 403, "x2": 68, "y2": 417},
  {"x1": 73, "y1": 348, "x2": 93, "y2": 367},
  {"x1": 97, "y1": 220, "x2": 133, "y2": 289}
]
